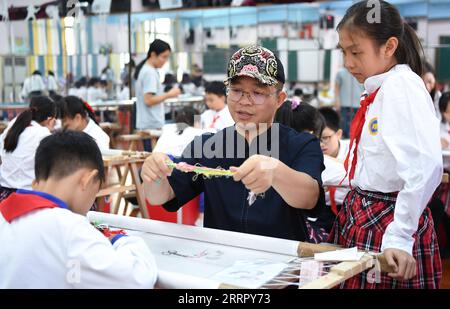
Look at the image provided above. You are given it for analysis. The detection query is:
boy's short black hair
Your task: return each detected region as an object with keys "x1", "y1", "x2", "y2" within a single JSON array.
[
  {"x1": 35, "y1": 130, "x2": 105, "y2": 184},
  {"x1": 205, "y1": 81, "x2": 226, "y2": 97},
  {"x1": 319, "y1": 107, "x2": 341, "y2": 132}
]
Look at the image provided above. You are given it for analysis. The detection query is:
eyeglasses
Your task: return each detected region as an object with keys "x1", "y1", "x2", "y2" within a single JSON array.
[
  {"x1": 320, "y1": 132, "x2": 336, "y2": 144},
  {"x1": 226, "y1": 88, "x2": 277, "y2": 105}
]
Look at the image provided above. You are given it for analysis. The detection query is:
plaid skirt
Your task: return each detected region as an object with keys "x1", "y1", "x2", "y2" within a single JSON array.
[{"x1": 328, "y1": 187, "x2": 442, "y2": 289}]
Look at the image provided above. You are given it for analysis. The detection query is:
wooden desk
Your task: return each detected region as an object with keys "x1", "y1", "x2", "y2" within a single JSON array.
[{"x1": 97, "y1": 154, "x2": 150, "y2": 218}]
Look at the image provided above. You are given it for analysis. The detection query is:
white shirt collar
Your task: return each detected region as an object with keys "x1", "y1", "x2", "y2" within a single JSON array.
[{"x1": 363, "y1": 64, "x2": 412, "y2": 94}]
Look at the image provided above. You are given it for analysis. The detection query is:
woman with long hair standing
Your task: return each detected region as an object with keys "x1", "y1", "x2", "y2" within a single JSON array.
[{"x1": 134, "y1": 39, "x2": 181, "y2": 151}]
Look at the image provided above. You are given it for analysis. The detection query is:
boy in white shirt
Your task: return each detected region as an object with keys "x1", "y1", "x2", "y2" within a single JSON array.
[
  {"x1": 317, "y1": 107, "x2": 350, "y2": 231},
  {"x1": 200, "y1": 81, "x2": 234, "y2": 131},
  {"x1": 0, "y1": 130, "x2": 157, "y2": 288}
]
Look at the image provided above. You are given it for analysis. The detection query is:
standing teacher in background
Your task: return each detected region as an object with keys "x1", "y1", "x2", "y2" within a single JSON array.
[
  {"x1": 334, "y1": 67, "x2": 364, "y2": 138},
  {"x1": 134, "y1": 39, "x2": 181, "y2": 151}
]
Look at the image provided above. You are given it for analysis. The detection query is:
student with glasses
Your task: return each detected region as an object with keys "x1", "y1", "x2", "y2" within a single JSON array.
[
  {"x1": 317, "y1": 107, "x2": 351, "y2": 235},
  {"x1": 141, "y1": 45, "x2": 325, "y2": 242}
]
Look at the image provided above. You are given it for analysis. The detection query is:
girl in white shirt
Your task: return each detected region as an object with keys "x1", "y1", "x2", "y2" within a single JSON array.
[
  {"x1": 330, "y1": 0, "x2": 442, "y2": 289},
  {"x1": 60, "y1": 96, "x2": 110, "y2": 151},
  {"x1": 0, "y1": 96, "x2": 56, "y2": 199}
]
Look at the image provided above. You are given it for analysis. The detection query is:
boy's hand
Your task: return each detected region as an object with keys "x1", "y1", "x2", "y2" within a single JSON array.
[
  {"x1": 230, "y1": 155, "x2": 279, "y2": 194},
  {"x1": 384, "y1": 248, "x2": 417, "y2": 280},
  {"x1": 141, "y1": 152, "x2": 173, "y2": 183}
]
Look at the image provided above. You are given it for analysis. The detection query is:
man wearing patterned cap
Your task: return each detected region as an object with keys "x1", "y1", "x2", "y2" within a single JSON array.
[{"x1": 142, "y1": 45, "x2": 325, "y2": 242}]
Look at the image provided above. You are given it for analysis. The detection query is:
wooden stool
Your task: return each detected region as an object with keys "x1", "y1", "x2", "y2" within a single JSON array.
[
  {"x1": 117, "y1": 134, "x2": 149, "y2": 151},
  {"x1": 100, "y1": 122, "x2": 122, "y2": 148},
  {"x1": 97, "y1": 155, "x2": 149, "y2": 218}
]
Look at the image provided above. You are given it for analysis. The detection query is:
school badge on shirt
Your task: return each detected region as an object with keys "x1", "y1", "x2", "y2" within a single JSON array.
[{"x1": 368, "y1": 117, "x2": 378, "y2": 135}]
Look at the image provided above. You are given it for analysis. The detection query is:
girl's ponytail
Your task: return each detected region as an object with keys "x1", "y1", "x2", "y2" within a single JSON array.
[
  {"x1": 397, "y1": 21, "x2": 424, "y2": 76},
  {"x1": 4, "y1": 110, "x2": 33, "y2": 152},
  {"x1": 4, "y1": 96, "x2": 55, "y2": 152}
]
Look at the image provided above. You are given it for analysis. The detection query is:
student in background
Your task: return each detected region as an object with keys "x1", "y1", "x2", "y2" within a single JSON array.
[
  {"x1": 331, "y1": 0, "x2": 442, "y2": 288},
  {"x1": 291, "y1": 101, "x2": 325, "y2": 138},
  {"x1": 68, "y1": 77, "x2": 88, "y2": 101},
  {"x1": 180, "y1": 73, "x2": 197, "y2": 95},
  {"x1": 21, "y1": 70, "x2": 46, "y2": 101},
  {"x1": 154, "y1": 106, "x2": 214, "y2": 157},
  {"x1": 47, "y1": 70, "x2": 59, "y2": 97},
  {"x1": 423, "y1": 62, "x2": 442, "y2": 117},
  {"x1": 60, "y1": 96, "x2": 110, "y2": 151},
  {"x1": 153, "y1": 106, "x2": 214, "y2": 227},
  {"x1": 435, "y1": 91, "x2": 450, "y2": 255},
  {"x1": 200, "y1": 81, "x2": 234, "y2": 131},
  {"x1": 292, "y1": 88, "x2": 303, "y2": 103},
  {"x1": 439, "y1": 92, "x2": 450, "y2": 153},
  {"x1": 275, "y1": 100, "x2": 325, "y2": 139},
  {"x1": 318, "y1": 107, "x2": 350, "y2": 232},
  {"x1": 117, "y1": 80, "x2": 130, "y2": 100},
  {"x1": 274, "y1": 99, "x2": 293, "y2": 126},
  {"x1": 134, "y1": 39, "x2": 181, "y2": 151},
  {"x1": 162, "y1": 73, "x2": 178, "y2": 93},
  {"x1": 87, "y1": 77, "x2": 107, "y2": 102},
  {"x1": 0, "y1": 131, "x2": 157, "y2": 288},
  {"x1": 275, "y1": 100, "x2": 329, "y2": 243},
  {"x1": 0, "y1": 96, "x2": 56, "y2": 200},
  {"x1": 431, "y1": 91, "x2": 450, "y2": 248}
]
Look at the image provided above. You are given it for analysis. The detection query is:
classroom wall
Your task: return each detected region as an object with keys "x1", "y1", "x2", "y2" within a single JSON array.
[{"x1": 424, "y1": 19, "x2": 450, "y2": 65}]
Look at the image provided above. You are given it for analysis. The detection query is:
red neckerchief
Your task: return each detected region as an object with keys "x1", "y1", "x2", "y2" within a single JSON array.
[
  {"x1": 209, "y1": 114, "x2": 220, "y2": 129},
  {"x1": 0, "y1": 193, "x2": 58, "y2": 223},
  {"x1": 328, "y1": 187, "x2": 338, "y2": 216},
  {"x1": 341, "y1": 88, "x2": 380, "y2": 187}
]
